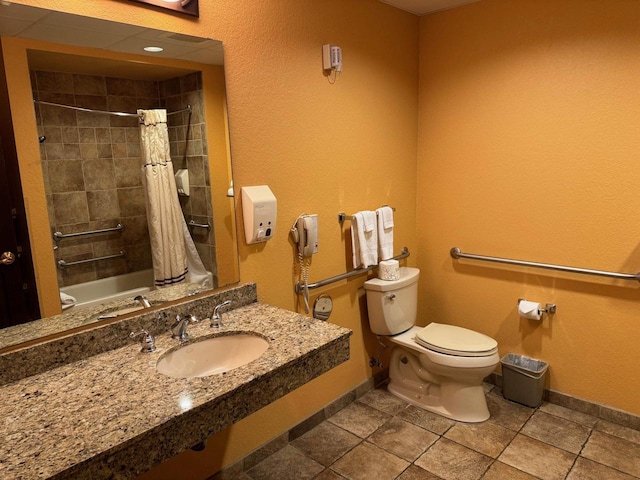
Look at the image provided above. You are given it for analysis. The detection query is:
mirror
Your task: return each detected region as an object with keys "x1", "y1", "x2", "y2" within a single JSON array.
[{"x1": 0, "y1": 4, "x2": 239, "y2": 349}]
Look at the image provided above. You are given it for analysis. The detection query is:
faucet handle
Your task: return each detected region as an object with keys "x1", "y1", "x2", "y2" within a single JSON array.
[{"x1": 129, "y1": 329, "x2": 156, "y2": 353}]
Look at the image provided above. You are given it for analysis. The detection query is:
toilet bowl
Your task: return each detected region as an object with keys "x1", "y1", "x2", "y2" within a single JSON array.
[{"x1": 364, "y1": 267, "x2": 499, "y2": 423}]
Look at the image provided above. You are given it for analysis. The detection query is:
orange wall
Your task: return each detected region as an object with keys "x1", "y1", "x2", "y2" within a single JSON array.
[
  {"x1": 417, "y1": 0, "x2": 640, "y2": 415},
  {"x1": 7, "y1": 0, "x2": 640, "y2": 476},
  {"x1": 9, "y1": 0, "x2": 419, "y2": 478}
]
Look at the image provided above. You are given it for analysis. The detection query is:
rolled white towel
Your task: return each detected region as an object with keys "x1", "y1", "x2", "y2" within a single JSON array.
[{"x1": 60, "y1": 291, "x2": 77, "y2": 305}]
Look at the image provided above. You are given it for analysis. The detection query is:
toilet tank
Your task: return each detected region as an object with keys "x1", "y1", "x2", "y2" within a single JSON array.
[{"x1": 363, "y1": 267, "x2": 420, "y2": 335}]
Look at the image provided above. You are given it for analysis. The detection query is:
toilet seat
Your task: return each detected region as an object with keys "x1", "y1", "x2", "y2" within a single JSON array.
[{"x1": 415, "y1": 323, "x2": 498, "y2": 357}]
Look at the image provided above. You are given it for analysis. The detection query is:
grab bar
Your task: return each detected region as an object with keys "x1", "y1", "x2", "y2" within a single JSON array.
[
  {"x1": 53, "y1": 224, "x2": 124, "y2": 241},
  {"x1": 58, "y1": 251, "x2": 126, "y2": 269},
  {"x1": 294, "y1": 247, "x2": 410, "y2": 294},
  {"x1": 450, "y1": 247, "x2": 640, "y2": 282},
  {"x1": 188, "y1": 220, "x2": 211, "y2": 230}
]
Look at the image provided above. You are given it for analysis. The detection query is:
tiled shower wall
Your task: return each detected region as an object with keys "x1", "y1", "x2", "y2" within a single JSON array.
[
  {"x1": 163, "y1": 73, "x2": 217, "y2": 287},
  {"x1": 32, "y1": 70, "x2": 216, "y2": 288}
]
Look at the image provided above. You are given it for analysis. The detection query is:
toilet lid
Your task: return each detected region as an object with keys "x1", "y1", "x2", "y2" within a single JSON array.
[{"x1": 415, "y1": 323, "x2": 498, "y2": 357}]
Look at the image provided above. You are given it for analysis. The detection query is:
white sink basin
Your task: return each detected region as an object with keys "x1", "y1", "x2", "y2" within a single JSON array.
[{"x1": 156, "y1": 333, "x2": 269, "y2": 379}]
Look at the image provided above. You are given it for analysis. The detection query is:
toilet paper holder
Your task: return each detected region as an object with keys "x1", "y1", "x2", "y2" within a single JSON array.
[{"x1": 518, "y1": 298, "x2": 557, "y2": 315}]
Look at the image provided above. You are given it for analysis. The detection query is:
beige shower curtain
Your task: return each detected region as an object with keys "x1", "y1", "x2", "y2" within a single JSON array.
[{"x1": 138, "y1": 109, "x2": 209, "y2": 288}]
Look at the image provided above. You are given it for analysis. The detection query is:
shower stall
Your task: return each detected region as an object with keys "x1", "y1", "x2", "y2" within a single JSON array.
[{"x1": 31, "y1": 68, "x2": 218, "y2": 306}]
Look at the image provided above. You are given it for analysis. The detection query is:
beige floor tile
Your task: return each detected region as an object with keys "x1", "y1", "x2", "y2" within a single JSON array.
[
  {"x1": 595, "y1": 419, "x2": 640, "y2": 446},
  {"x1": 498, "y1": 434, "x2": 576, "y2": 480},
  {"x1": 396, "y1": 465, "x2": 442, "y2": 480},
  {"x1": 521, "y1": 411, "x2": 590, "y2": 454},
  {"x1": 244, "y1": 445, "x2": 324, "y2": 480},
  {"x1": 538, "y1": 402, "x2": 598, "y2": 427},
  {"x1": 444, "y1": 420, "x2": 516, "y2": 458},
  {"x1": 368, "y1": 418, "x2": 438, "y2": 462},
  {"x1": 397, "y1": 405, "x2": 455, "y2": 435},
  {"x1": 331, "y1": 442, "x2": 409, "y2": 480},
  {"x1": 328, "y1": 402, "x2": 391, "y2": 438},
  {"x1": 567, "y1": 457, "x2": 637, "y2": 480},
  {"x1": 486, "y1": 393, "x2": 534, "y2": 431},
  {"x1": 582, "y1": 430, "x2": 640, "y2": 477},
  {"x1": 291, "y1": 421, "x2": 360, "y2": 467},
  {"x1": 414, "y1": 438, "x2": 492, "y2": 480},
  {"x1": 482, "y1": 461, "x2": 539, "y2": 480},
  {"x1": 315, "y1": 469, "x2": 347, "y2": 480},
  {"x1": 357, "y1": 387, "x2": 409, "y2": 415}
]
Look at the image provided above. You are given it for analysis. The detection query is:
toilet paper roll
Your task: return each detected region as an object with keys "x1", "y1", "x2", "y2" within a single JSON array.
[
  {"x1": 378, "y1": 259, "x2": 400, "y2": 281},
  {"x1": 518, "y1": 300, "x2": 542, "y2": 321}
]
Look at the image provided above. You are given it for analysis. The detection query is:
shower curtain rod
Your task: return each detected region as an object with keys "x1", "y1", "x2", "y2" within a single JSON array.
[{"x1": 33, "y1": 100, "x2": 192, "y2": 118}]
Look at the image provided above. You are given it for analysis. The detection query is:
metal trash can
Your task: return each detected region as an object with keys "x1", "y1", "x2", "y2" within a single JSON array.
[{"x1": 500, "y1": 353, "x2": 548, "y2": 407}]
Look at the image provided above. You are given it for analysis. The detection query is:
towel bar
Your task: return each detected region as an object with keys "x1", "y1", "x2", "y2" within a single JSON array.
[
  {"x1": 338, "y1": 206, "x2": 395, "y2": 223},
  {"x1": 294, "y1": 247, "x2": 409, "y2": 294},
  {"x1": 450, "y1": 247, "x2": 640, "y2": 282}
]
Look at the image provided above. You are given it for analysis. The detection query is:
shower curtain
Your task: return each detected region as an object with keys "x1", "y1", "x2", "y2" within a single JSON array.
[{"x1": 138, "y1": 109, "x2": 209, "y2": 288}]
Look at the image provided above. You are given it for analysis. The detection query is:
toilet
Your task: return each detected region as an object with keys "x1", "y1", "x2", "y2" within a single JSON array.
[{"x1": 364, "y1": 267, "x2": 499, "y2": 422}]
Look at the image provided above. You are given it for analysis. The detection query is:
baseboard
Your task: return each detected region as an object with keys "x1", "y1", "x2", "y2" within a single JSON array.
[{"x1": 485, "y1": 372, "x2": 640, "y2": 431}]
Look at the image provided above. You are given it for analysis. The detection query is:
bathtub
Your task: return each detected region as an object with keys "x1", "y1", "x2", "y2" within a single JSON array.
[{"x1": 60, "y1": 269, "x2": 154, "y2": 310}]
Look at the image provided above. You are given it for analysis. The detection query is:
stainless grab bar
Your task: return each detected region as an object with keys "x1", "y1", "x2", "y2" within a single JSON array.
[
  {"x1": 294, "y1": 247, "x2": 410, "y2": 294},
  {"x1": 450, "y1": 247, "x2": 640, "y2": 282},
  {"x1": 53, "y1": 224, "x2": 124, "y2": 241},
  {"x1": 58, "y1": 251, "x2": 126, "y2": 269},
  {"x1": 188, "y1": 220, "x2": 211, "y2": 229}
]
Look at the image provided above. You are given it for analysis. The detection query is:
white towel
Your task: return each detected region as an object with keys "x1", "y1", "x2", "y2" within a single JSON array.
[
  {"x1": 60, "y1": 291, "x2": 77, "y2": 310},
  {"x1": 351, "y1": 211, "x2": 378, "y2": 268},
  {"x1": 376, "y1": 206, "x2": 394, "y2": 260},
  {"x1": 60, "y1": 291, "x2": 76, "y2": 305}
]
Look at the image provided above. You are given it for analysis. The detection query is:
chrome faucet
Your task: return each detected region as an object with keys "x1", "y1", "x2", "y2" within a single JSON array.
[
  {"x1": 129, "y1": 329, "x2": 156, "y2": 353},
  {"x1": 210, "y1": 300, "x2": 232, "y2": 328},
  {"x1": 134, "y1": 295, "x2": 152, "y2": 308},
  {"x1": 171, "y1": 314, "x2": 199, "y2": 341}
]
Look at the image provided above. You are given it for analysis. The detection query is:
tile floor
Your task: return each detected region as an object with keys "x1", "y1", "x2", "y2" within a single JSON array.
[{"x1": 238, "y1": 384, "x2": 640, "y2": 480}]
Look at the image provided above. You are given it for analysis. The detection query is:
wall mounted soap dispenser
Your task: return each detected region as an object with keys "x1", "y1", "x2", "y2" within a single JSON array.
[
  {"x1": 175, "y1": 169, "x2": 189, "y2": 196},
  {"x1": 241, "y1": 185, "x2": 277, "y2": 244}
]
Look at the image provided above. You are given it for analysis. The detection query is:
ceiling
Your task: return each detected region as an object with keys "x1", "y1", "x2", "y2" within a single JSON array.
[
  {"x1": 379, "y1": 0, "x2": 481, "y2": 16},
  {"x1": 0, "y1": 2, "x2": 223, "y2": 66}
]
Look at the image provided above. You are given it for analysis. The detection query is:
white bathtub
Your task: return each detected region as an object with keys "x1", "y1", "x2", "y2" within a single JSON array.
[{"x1": 60, "y1": 269, "x2": 154, "y2": 310}]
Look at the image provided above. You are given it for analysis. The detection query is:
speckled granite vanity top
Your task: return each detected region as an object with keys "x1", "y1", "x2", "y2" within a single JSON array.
[{"x1": 0, "y1": 298, "x2": 351, "y2": 479}]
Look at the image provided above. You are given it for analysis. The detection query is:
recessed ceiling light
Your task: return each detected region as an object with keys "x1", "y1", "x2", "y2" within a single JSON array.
[{"x1": 143, "y1": 46, "x2": 164, "y2": 53}]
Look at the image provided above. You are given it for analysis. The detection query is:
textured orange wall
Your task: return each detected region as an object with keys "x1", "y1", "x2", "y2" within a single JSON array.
[
  {"x1": 418, "y1": 0, "x2": 640, "y2": 415},
  {"x1": 10, "y1": 0, "x2": 419, "y2": 477}
]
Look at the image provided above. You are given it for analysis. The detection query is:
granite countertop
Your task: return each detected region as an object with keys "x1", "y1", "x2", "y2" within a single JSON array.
[
  {"x1": 0, "y1": 302, "x2": 351, "y2": 479},
  {"x1": 0, "y1": 281, "x2": 208, "y2": 350}
]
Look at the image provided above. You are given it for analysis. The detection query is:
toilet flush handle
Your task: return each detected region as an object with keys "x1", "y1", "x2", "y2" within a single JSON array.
[{"x1": 385, "y1": 293, "x2": 396, "y2": 300}]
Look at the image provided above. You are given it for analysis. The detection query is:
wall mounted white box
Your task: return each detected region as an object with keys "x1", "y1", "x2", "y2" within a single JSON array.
[{"x1": 241, "y1": 186, "x2": 277, "y2": 244}]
